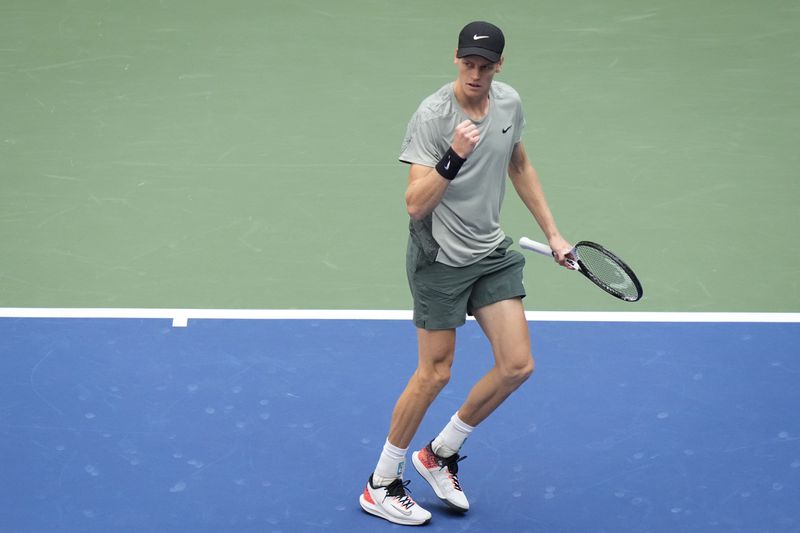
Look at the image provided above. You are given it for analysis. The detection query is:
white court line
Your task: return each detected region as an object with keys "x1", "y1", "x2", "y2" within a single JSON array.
[{"x1": 0, "y1": 308, "x2": 798, "y2": 326}]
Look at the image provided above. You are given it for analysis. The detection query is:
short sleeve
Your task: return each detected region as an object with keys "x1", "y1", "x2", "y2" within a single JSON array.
[
  {"x1": 513, "y1": 99, "x2": 525, "y2": 145},
  {"x1": 399, "y1": 112, "x2": 441, "y2": 167}
]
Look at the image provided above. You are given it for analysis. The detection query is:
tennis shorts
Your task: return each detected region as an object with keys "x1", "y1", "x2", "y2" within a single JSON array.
[{"x1": 406, "y1": 235, "x2": 526, "y2": 330}]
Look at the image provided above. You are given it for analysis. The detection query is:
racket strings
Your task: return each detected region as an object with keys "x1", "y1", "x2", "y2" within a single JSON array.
[{"x1": 575, "y1": 245, "x2": 640, "y2": 301}]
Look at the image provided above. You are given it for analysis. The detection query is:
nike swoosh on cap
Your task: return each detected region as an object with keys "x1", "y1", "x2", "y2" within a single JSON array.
[{"x1": 473, "y1": 34, "x2": 490, "y2": 40}]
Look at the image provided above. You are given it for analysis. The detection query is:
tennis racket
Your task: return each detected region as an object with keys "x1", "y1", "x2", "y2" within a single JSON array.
[{"x1": 519, "y1": 237, "x2": 643, "y2": 302}]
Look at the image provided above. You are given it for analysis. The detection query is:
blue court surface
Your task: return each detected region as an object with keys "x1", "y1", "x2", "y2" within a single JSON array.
[{"x1": 1, "y1": 317, "x2": 798, "y2": 532}]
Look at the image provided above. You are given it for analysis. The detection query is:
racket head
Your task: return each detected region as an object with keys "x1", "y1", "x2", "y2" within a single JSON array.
[{"x1": 573, "y1": 241, "x2": 643, "y2": 302}]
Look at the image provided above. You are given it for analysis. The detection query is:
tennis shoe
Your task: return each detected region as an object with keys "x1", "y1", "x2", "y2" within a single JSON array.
[
  {"x1": 359, "y1": 475, "x2": 432, "y2": 526},
  {"x1": 412, "y1": 442, "x2": 469, "y2": 512}
]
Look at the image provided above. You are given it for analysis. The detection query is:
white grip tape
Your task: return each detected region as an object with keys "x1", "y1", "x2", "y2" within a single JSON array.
[
  {"x1": 518, "y1": 237, "x2": 553, "y2": 256},
  {"x1": 519, "y1": 237, "x2": 580, "y2": 271}
]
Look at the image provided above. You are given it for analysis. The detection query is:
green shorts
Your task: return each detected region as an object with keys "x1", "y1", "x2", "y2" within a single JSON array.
[{"x1": 406, "y1": 235, "x2": 526, "y2": 330}]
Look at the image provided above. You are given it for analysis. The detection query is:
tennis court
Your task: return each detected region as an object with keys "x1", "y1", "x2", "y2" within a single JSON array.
[
  {"x1": 2, "y1": 1, "x2": 798, "y2": 531},
  {"x1": 2, "y1": 314, "x2": 798, "y2": 532}
]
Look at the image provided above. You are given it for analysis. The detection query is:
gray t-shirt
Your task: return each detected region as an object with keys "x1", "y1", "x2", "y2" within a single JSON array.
[{"x1": 399, "y1": 81, "x2": 525, "y2": 267}]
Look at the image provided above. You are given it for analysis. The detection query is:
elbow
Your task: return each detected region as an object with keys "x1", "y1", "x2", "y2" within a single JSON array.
[
  {"x1": 406, "y1": 202, "x2": 427, "y2": 221},
  {"x1": 405, "y1": 192, "x2": 426, "y2": 221},
  {"x1": 407, "y1": 200, "x2": 434, "y2": 221}
]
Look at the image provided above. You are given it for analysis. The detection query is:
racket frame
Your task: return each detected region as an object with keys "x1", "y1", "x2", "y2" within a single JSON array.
[{"x1": 518, "y1": 237, "x2": 643, "y2": 302}]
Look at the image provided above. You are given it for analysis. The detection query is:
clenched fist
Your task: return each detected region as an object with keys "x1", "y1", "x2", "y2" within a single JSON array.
[{"x1": 451, "y1": 120, "x2": 480, "y2": 159}]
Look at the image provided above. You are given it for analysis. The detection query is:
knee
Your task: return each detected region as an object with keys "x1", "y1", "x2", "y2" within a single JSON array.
[
  {"x1": 415, "y1": 363, "x2": 452, "y2": 394},
  {"x1": 498, "y1": 354, "x2": 535, "y2": 387}
]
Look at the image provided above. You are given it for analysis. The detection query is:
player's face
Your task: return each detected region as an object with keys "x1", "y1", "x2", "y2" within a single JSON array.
[{"x1": 454, "y1": 55, "x2": 503, "y2": 98}]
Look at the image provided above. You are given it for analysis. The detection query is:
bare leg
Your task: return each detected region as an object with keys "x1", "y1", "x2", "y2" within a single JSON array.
[
  {"x1": 386, "y1": 328, "x2": 456, "y2": 448},
  {"x1": 456, "y1": 298, "x2": 534, "y2": 427}
]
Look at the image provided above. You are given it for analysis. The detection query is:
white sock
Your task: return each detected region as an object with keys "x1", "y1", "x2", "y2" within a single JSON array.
[
  {"x1": 372, "y1": 439, "x2": 407, "y2": 487},
  {"x1": 432, "y1": 412, "x2": 475, "y2": 458}
]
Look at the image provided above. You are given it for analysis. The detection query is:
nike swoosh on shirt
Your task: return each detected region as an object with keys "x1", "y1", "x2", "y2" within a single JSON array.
[{"x1": 502, "y1": 125, "x2": 512, "y2": 133}]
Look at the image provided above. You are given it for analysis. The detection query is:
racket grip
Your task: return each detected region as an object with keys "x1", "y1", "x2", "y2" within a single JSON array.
[{"x1": 518, "y1": 237, "x2": 553, "y2": 257}]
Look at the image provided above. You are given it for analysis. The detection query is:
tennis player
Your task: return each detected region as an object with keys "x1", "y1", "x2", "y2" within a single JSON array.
[{"x1": 359, "y1": 21, "x2": 573, "y2": 525}]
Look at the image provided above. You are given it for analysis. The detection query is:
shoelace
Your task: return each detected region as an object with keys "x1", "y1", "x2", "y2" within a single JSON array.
[
  {"x1": 436, "y1": 452, "x2": 467, "y2": 492},
  {"x1": 383, "y1": 478, "x2": 416, "y2": 510}
]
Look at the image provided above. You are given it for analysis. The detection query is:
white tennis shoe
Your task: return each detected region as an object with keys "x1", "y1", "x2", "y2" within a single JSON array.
[
  {"x1": 359, "y1": 475, "x2": 432, "y2": 526},
  {"x1": 412, "y1": 442, "x2": 469, "y2": 512}
]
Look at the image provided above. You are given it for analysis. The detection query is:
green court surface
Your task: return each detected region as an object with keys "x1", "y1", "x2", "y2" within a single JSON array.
[{"x1": 2, "y1": 0, "x2": 798, "y2": 312}]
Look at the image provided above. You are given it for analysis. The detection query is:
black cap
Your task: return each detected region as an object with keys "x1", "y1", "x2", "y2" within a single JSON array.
[{"x1": 456, "y1": 21, "x2": 505, "y2": 63}]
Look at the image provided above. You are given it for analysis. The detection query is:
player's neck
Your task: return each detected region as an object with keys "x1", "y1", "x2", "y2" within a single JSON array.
[{"x1": 453, "y1": 82, "x2": 490, "y2": 121}]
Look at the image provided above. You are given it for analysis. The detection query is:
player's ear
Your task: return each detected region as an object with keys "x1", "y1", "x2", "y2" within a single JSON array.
[
  {"x1": 496, "y1": 57, "x2": 504, "y2": 72},
  {"x1": 454, "y1": 49, "x2": 459, "y2": 64}
]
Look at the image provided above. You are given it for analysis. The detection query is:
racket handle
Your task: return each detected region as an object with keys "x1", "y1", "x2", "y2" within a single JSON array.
[
  {"x1": 519, "y1": 236, "x2": 580, "y2": 270},
  {"x1": 518, "y1": 237, "x2": 553, "y2": 256}
]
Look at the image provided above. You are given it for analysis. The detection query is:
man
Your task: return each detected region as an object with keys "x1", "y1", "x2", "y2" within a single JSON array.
[{"x1": 359, "y1": 21, "x2": 573, "y2": 526}]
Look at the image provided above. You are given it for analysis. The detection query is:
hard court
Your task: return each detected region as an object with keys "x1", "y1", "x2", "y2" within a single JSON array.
[{"x1": 1, "y1": 1, "x2": 798, "y2": 532}]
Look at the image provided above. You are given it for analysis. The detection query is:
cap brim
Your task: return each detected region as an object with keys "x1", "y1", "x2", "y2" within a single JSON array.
[{"x1": 457, "y1": 47, "x2": 501, "y2": 63}]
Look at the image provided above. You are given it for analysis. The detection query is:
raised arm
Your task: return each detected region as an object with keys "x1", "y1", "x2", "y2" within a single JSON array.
[{"x1": 405, "y1": 120, "x2": 480, "y2": 221}]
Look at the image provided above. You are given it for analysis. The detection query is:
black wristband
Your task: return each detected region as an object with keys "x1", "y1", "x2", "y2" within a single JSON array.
[{"x1": 435, "y1": 147, "x2": 466, "y2": 181}]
